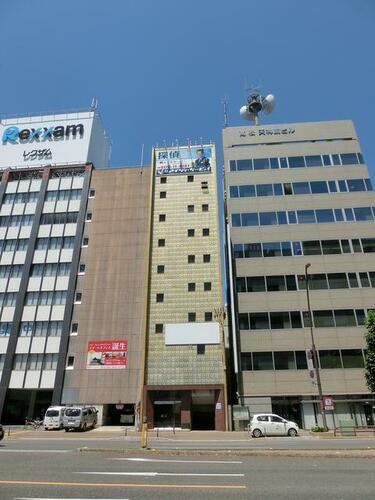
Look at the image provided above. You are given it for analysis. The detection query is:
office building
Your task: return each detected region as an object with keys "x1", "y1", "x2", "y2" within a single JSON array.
[
  {"x1": 142, "y1": 145, "x2": 227, "y2": 430},
  {"x1": 224, "y1": 120, "x2": 375, "y2": 429}
]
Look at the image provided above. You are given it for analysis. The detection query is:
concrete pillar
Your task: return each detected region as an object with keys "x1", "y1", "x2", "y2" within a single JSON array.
[
  {"x1": 181, "y1": 391, "x2": 191, "y2": 430},
  {"x1": 215, "y1": 387, "x2": 225, "y2": 431}
]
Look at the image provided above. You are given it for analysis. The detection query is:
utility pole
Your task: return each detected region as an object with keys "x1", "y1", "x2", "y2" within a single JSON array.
[
  {"x1": 305, "y1": 263, "x2": 328, "y2": 431},
  {"x1": 214, "y1": 306, "x2": 229, "y2": 431}
]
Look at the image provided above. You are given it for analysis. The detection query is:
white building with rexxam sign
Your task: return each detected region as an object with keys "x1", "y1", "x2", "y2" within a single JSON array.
[{"x1": 0, "y1": 110, "x2": 111, "y2": 169}]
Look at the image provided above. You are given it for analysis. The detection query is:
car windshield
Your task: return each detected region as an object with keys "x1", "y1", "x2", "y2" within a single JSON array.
[
  {"x1": 45, "y1": 410, "x2": 59, "y2": 417},
  {"x1": 65, "y1": 408, "x2": 81, "y2": 417}
]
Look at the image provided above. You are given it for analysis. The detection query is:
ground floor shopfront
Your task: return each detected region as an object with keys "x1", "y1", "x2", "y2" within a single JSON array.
[
  {"x1": 240, "y1": 395, "x2": 375, "y2": 430},
  {"x1": 143, "y1": 385, "x2": 226, "y2": 430}
]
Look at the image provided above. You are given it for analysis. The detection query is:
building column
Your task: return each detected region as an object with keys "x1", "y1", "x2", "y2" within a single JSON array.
[
  {"x1": 181, "y1": 391, "x2": 191, "y2": 430},
  {"x1": 144, "y1": 389, "x2": 154, "y2": 429},
  {"x1": 215, "y1": 386, "x2": 225, "y2": 431}
]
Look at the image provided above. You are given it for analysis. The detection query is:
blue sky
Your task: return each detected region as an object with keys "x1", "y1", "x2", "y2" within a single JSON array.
[{"x1": 0, "y1": 0, "x2": 374, "y2": 179}]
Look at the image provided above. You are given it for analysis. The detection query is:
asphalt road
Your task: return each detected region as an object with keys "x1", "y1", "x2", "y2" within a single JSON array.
[{"x1": 0, "y1": 445, "x2": 375, "y2": 499}]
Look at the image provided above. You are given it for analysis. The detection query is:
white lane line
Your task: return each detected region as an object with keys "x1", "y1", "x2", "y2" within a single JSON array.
[
  {"x1": 1, "y1": 449, "x2": 69, "y2": 453},
  {"x1": 112, "y1": 457, "x2": 243, "y2": 464},
  {"x1": 76, "y1": 472, "x2": 244, "y2": 477},
  {"x1": 14, "y1": 498, "x2": 129, "y2": 500}
]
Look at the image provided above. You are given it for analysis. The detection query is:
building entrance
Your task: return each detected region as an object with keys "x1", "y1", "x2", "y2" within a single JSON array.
[
  {"x1": 191, "y1": 404, "x2": 215, "y2": 430},
  {"x1": 154, "y1": 402, "x2": 181, "y2": 428},
  {"x1": 2, "y1": 389, "x2": 53, "y2": 424}
]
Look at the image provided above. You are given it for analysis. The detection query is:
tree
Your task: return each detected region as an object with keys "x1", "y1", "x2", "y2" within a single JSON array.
[{"x1": 364, "y1": 310, "x2": 375, "y2": 393}]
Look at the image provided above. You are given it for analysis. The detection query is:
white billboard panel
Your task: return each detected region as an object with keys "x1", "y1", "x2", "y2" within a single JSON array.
[
  {"x1": 165, "y1": 322, "x2": 220, "y2": 345},
  {"x1": 0, "y1": 111, "x2": 110, "y2": 169}
]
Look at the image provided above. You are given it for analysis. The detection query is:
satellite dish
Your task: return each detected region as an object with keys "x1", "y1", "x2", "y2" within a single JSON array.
[{"x1": 262, "y1": 94, "x2": 275, "y2": 114}]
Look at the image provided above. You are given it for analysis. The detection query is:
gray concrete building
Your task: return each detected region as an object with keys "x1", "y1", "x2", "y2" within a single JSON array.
[{"x1": 223, "y1": 120, "x2": 375, "y2": 429}]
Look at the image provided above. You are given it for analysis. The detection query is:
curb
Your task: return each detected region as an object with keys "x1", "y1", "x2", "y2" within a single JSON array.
[{"x1": 77, "y1": 447, "x2": 375, "y2": 459}]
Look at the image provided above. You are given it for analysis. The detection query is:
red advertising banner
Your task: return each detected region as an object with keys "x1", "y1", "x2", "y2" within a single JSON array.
[{"x1": 87, "y1": 340, "x2": 128, "y2": 369}]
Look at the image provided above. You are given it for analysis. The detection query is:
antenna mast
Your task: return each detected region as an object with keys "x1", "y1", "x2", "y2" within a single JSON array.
[{"x1": 240, "y1": 87, "x2": 275, "y2": 125}]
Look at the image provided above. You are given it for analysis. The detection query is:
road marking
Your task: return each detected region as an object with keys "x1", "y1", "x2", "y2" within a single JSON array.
[
  {"x1": 77, "y1": 472, "x2": 244, "y2": 477},
  {"x1": 113, "y1": 457, "x2": 243, "y2": 464},
  {"x1": 0, "y1": 479, "x2": 245, "y2": 490},
  {"x1": 0, "y1": 449, "x2": 69, "y2": 453},
  {"x1": 15, "y1": 498, "x2": 129, "y2": 500}
]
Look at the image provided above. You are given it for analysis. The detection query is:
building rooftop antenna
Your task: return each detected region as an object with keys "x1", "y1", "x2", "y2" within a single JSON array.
[
  {"x1": 90, "y1": 97, "x2": 98, "y2": 110},
  {"x1": 240, "y1": 87, "x2": 275, "y2": 125},
  {"x1": 221, "y1": 97, "x2": 229, "y2": 128}
]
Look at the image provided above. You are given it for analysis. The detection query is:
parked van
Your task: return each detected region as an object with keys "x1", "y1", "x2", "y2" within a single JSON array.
[
  {"x1": 63, "y1": 406, "x2": 97, "y2": 432},
  {"x1": 43, "y1": 406, "x2": 65, "y2": 430}
]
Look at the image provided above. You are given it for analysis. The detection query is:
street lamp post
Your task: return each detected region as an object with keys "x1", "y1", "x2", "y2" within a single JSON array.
[
  {"x1": 214, "y1": 306, "x2": 229, "y2": 431},
  {"x1": 305, "y1": 263, "x2": 328, "y2": 431}
]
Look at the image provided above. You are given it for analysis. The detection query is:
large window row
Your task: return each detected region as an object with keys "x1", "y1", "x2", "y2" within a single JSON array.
[
  {"x1": 236, "y1": 271, "x2": 375, "y2": 293},
  {"x1": 229, "y1": 178, "x2": 372, "y2": 198},
  {"x1": 30, "y1": 263, "x2": 71, "y2": 277},
  {"x1": 19, "y1": 321, "x2": 63, "y2": 338},
  {"x1": 229, "y1": 152, "x2": 364, "y2": 172},
  {"x1": 13, "y1": 353, "x2": 59, "y2": 370},
  {"x1": 238, "y1": 309, "x2": 366, "y2": 330},
  {"x1": 241, "y1": 349, "x2": 366, "y2": 371},
  {"x1": 0, "y1": 215, "x2": 34, "y2": 227},
  {"x1": 2, "y1": 192, "x2": 39, "y2": 204},
  {"x1": 25, "y1": 291, "x2": 67, "y2": 306},
  {"x1": 35, "y1": 236, "x2": 75, "y2": 250},
  {"x1": 45, "y1": 189, "x2": 82, "y2": 201},
  {"x1": 0, "y1": 322, "x2": 11, "y2": 336},
  {"x1": 231, "y1": 206, "x2": 375, "y2": 227},
  {"x1": 0, "y1": 265, "x2": 23, "y2": 278},
  {"x1": 40, "y1": 212, "x2": 78, "y2": 225},
  {"x1": 0, "y1": 239, "x2": 29, "y2": 253},
  {"x1": 50, "y1": 168, "x2": 85, "y2": 178},
  {"x1": 233, "y1": 237, "x2": 375, "y2": 259}
]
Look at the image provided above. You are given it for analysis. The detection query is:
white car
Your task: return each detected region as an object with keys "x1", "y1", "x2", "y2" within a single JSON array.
[{"x1": 250, "y1": 413, "x2": 299, "y2": 437}]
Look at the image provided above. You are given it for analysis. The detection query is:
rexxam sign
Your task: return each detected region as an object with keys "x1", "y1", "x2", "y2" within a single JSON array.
[{"x1": 2, "y1": 124, "x2": 84, "y2": 144}]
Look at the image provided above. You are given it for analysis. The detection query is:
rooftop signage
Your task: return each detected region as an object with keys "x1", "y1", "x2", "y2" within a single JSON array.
[
  {"x1": 155, "y1": 145, "x2": 212, "y2": 176},
  {"x1": 239, "y1": 127, "x2": 296, "y2": 138},
  {"x1": 2, "y1": 124, "x2": 84, "y2": 144}
]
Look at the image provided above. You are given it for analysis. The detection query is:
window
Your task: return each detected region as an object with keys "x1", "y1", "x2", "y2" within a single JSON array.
[
  {"x1": 340, "y1": 153, "x2": 358, "y2": 165},
  {"x1": 334, "y1": 309, "x2": 357, "y2": 327},
  {"x1": 362, "y1": 238, "x2": 375, "y2": 253},
  {"x1": 188, "y1": 283, "x2": 196, "y2": 292},
  {"x1": 89, "y1": 189, "x2": 96, "y2": 198},
  {"x1": 160, "y1": 191, "x2": 167, "y2": 199},
  {"x1": 297, "y1": 210, "x2": 315, "y2": 223},
  {"x1": 203, "y1": 254, "x2": 210, "y2": 263},
  {"x1": 319, "y1": 350, "x2": 341, "y2": 369},
  {"x1": 288, "y1": 156, "x2": 305, "y2": 168},
  {"x1": 253, "y1": 158, "x2": 270, "y2": 170},
  {"x1": 160, "y1": 177, "x2": 167, "y2": 184},
  {"x1": 245, "y1": 243, "x2": 262, "y2": 258},
  {"x1": 266, "y1": 276, "x2": 285, "y2": 292},
  {"x1": 156, "y1": 293, "x2": 164, "y2": 303},
  {"x1": 256, "y1": 184, "x2": 273, "y2": 197},
  {"x1": 348, "y1": 273, "x2": 359, "y2": 288},
  {"x1": 241, "y1": 353, "x2": 252, "y2": 370},
  {"x1": 310, "y1": 181, "x2": 329, "y2": 194},
  {"x1": 0, "y1": 322, "x2": 11, "y2": 337},
  {"x1": 322, "y1": 240, "x2": 341, "y2": 255},
  {"x1": 347, "y1": 179, "x2": 365, "y2": 192},
  {"x1": 158, "y1": 239, "x2": 165, "y2": 247},
  {"x1": 241, "y1": 213, "x2": 258, "y2": 226},
  {"x1": 274, "y1": 351, "x2": 296, "y2": 370},
  {"x1": 75, "y1": 292, "x2": 82, "y2": 303},
  {"x1": 204, "y1": 282, "x2": 211, "y2": 291},
  {"x1": 155, "y1": 324, "x2": 163, "y2": 333},
  {"x1": 246, "y1": 276, "x2": 265, "y2": 292},
  {"x1": 188, "y1": 312, "x2": 196, "y2": 322},
  {"x1": 263, "y1": 242, "x2": 281, "y2": 257},
  {"x1": 202, "y1": 204, "x2": 209, "y2": 212},
  {"x1": 13, "y1": 354, "x2": 28, "y2": 370},
  {"x1": 354, "y1": 207, "x2": 373, "y2": 221},
  {"x1": 238, "y1": 313, "x2": 249, "y2": 330},
  {"x1": 159, "y1": 214, "x2": 166, "y2": 222},
  {"x1": 305, "y1": 155, "x2": 323, "y2": 167},
  {"x1": 237, "y1": 159, "x2": 252, "y2": 170},
  {"x1": 19, "y1": 322, "x2": 33, "y2": 337},
  {"x1": 253, "y1": 352, "x2": 273, "y2": 370},
  {"x1": 327, "y1": 273, "x2": 348, "y2": 289},
  {"x1": 79, "y1": 264, "x2": 85, "y2": 274},
  {"x1": 187, "y1": 205, "x2": 194, "y2": 213},
  {"x1": 316, "y1": 209, "x2": 334, "y2": 223},
  {"x1": 239, "y1": 185, "x2": 255, "y2": 197},
  {"x1": 202, "y1": 228, "x2": 210, "y2": 236},
  {"x1": 157, "y1": 265, "x2": 165, "y2": 274},
  {"x1": 313, "y1": 310, "x2": 335, "y2": 327},
  {"x1": 341, "y1": 349, "x2": 364, "y2": 368},
  {"x1": 270, "y1": 312, "x2": 291, "y2": 329},
  {"x1": 260, "y1": 212, "x2": 277, "y2": 225},
  {"x1": 187, "y1": 175, "x2": 194, "y2": 183},
  {"x1": 83, "y1": 237, "x2": 89, "y2": 247},
  {"x1": 295, "y1": 351, "x2": 308, "y2": 369},
  {"x1": 71, "y1": 323, "x2": 78, "y2": 334},
  {"x1": 188, "y1": 255, "x2": 195, "y2": 263},
  {"x1": 86, "y1": 212, "x2": 92, "y2": 222},
  {"x1": 43, "y1": 353, "x2": 58, "y2": 370},
  {"x1": 302, "y1": 240, "x2": 321, "y2": 255},
  {"x1": 250, "y1": 312, "x2": 270, "y2": 330},
  {"x1": 66, "y1": 356, "x2": 74, "y2": 369},
  {"x1": 283, "y1": 183, "x2": 293, "y2": 195},
  {"x1": 187, "y1": 229, "x2": 195, "y2": 237},
  {"x1": 197, "y1": 344, "x2": 205, "y2": 355},
  {"x1": 204, "y1": 312, "x2": 213, "y2": 321}
]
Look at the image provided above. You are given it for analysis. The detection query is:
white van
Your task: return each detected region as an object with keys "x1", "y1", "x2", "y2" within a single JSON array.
[
  {"x1": 63, "y1": 406, "x2": 97, "y2": 432},
  {"x1": 43, "y1": 406, "x2": 65, "y2": 430}
]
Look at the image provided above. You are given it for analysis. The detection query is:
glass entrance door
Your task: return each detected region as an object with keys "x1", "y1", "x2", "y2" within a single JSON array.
[{"x1": 154, "y1": 403, "x2": 181, "y2": 428}]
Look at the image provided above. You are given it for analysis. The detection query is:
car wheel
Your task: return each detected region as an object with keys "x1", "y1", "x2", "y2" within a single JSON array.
[
  {"x1": 82, "y1": 423, "x2": 87, "y2": 432},
  {"x1": 288, "y1": 428, "x2": 297, "y2": 437},
  {"x1": 64, "y1": 428, "x2": 69, "y2": 432},
  {"x1": 252, "y1": 428, "x2": 262, "y2": 438}
]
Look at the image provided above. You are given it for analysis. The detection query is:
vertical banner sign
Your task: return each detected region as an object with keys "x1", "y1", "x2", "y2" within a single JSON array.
[
  {"x1": 87, "y1": 340, "x2": 128, "y2": 369},
  {"x1": 306, "y1": 349, "x2": 317, "y2": 385}
]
